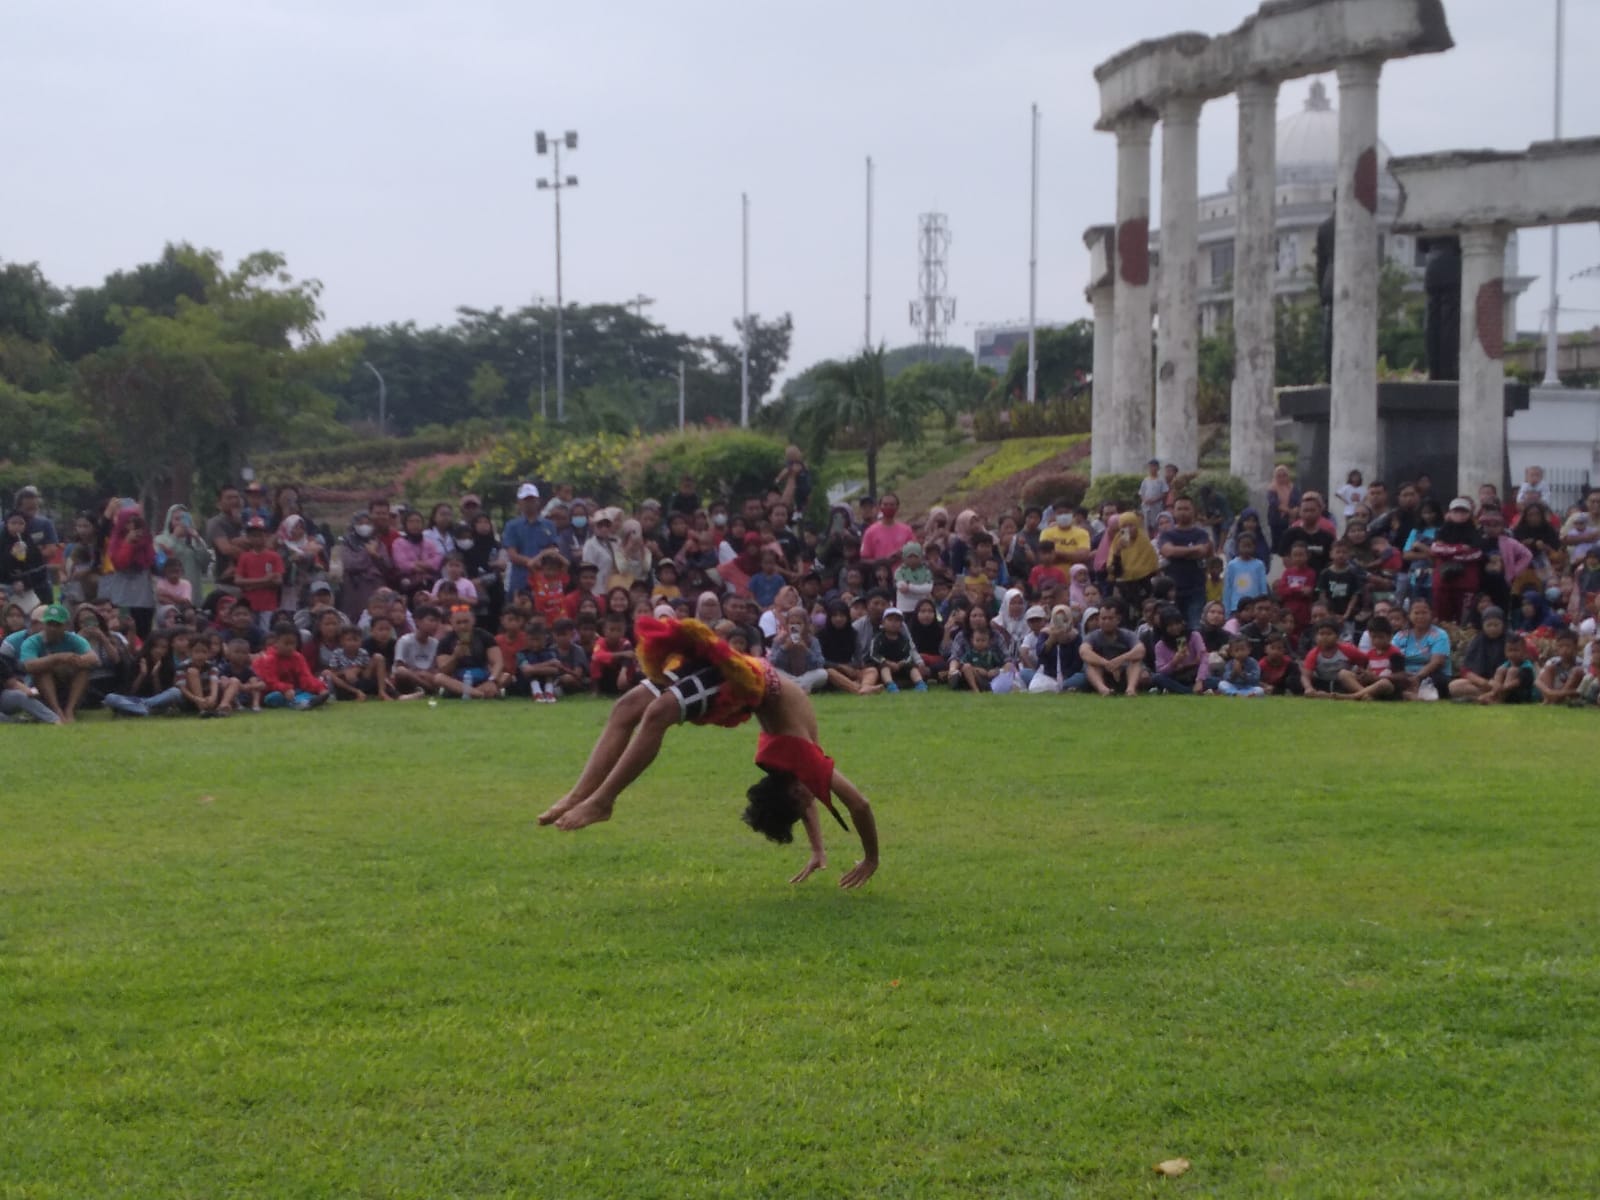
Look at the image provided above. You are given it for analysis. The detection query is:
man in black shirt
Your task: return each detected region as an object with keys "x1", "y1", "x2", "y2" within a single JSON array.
[
  {"x1": 435, "y1": 606, "x2": 503, "y2": 698},
  {"x1": 1275, "y1": 496, "x2": 1336, "y2": 572}
]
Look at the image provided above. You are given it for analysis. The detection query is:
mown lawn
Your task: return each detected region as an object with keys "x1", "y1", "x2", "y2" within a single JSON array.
[{"x1": 4, "y1": 695, "x2": 1598, "y2": 1198}]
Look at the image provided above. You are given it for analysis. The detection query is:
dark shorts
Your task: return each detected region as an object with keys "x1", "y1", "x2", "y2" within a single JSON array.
[
  {"x1": 643, "y1": 665, "x2": 724, "y2": 724},
  {"x1": 1310, "y1": 677, "x2": 1341, "y2": 694}
]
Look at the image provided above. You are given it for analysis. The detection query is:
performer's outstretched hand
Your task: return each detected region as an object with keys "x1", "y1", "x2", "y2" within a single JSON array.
[
  {"x1": 838, "y1": 858, "x2": 878, "y2": 889},
  {"x1": 790, "y1": 851, "x2": 827, "y2": 885}
]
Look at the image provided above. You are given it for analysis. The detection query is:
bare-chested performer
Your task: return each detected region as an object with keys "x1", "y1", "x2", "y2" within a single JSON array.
[{"x1": 538, "y1": 616, "x2": 879, "y2": 888}]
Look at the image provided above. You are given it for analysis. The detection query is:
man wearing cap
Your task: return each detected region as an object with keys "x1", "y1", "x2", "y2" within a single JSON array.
[
  {"x1": 581, "y1": 508, "x2": 623, "y2": 583},
  {"x1": 13, "y1": 486, "x2": 60, "y2": 604},
  {"x1": 502, "y1": 483, "x2": 557, "y2": 596},
  {"x1": 19, "y1": 604, "x2": 96, "y2": 724}
]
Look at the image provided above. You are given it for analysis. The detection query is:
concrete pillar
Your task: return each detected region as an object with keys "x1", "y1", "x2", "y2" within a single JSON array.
[
  {"x1": 1156, "y1": 96, "x2": 1201, "y2": 471},
  {"x1": 1457, "y1": 225, "x2": 1509, "y2": 497},
  {"x1": 1110, "y1": 114, "x2": 1156, "y2": 474},
  {"x1": 1328, "y1": 58, "x2": 1383, "y2": 491},
  {"x1": 1089, "y1": 283, "x2": 1116, "y2": 477},
  {"x1": 1229, "y1": 78, "x2": 1278, "y2": 499}
]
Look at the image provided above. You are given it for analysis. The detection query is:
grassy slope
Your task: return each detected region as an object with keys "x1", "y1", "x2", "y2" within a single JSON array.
[{"x1": 4, "y1": 696, "x2": 1598, "y2": 1198}]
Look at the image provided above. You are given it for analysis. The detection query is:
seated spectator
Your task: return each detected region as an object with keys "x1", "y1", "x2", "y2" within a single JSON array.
[
  {"x1": 1025, "y1": 604, "x2": 1085, "y2": 694},
  {"x1": 1215, "y1": 635, "x2": 1264, "y2": 697},
  {"x1": 1300, "y1": 619, "x2": 1366, "y2": 698},
  {"x1": 328, "y1": 623, "x2": 390, "y2": 702},
  {"x1": 1256, "y1": 633, "x2": 1303, "y2": 696},
  {"x1": 1347, "y1": 614, "x2": 1410, "y2": 701},
  {"x1": 908, "y1": 598, "x2": 947, "y2": 682},
  {"x1": 1449, "y1": 606, "x2": 1507, "y2": 701},
  {"x1": 1479, "y1": 633, "x2": 1540, "y2": 705},
  {"x1": 768, "y1": 605, "x2": 828, "y2": 693},
  {"x1": 181, "y1": 633, "x2": 239, "y2": 717},
  {"x1": 1081, "y1": 603, "x2": 1145, "y2": 697},
  {"x1": 19, "y1": 603, "x2": 96, "y2": 723},
  {"x1": 954, "y1": 622, "x2": 1010, "y2": 693},
  {"x1": 1537, "y1": 629, "x2": 1583, "y2": 705},
  {"x1": 589, "y1": 613, "x2": 638, "y2": 695},
  {"x1": 435, "y1": 605, "x2": 503, "y2": 699},
  {"x1": 253, "y1": 621, "x2": 330, "y2": 709},
  {"x1": 104, "y1": 631, "x2": 185, "y2": 717},
  {"x1": 817, "y1": 600, "x2": 877, "y2": 695},
  {"x1": 74, "y1": 602, "x2": 129, "y2": 706},
  {"x1": 393, "y1": 605, "x2": 444, "y2": 696},
  {"x1": 1147, "y1": 605, "x2": 1209, "y2": 695},
  {"x1": 220, "y1": 637, "x2": 268, "y2": 711},
  {"x1": 1393, "y1": 599, "x2": 1452, "y2": 700},
  {"x1": 546, "y1": 618, "x2": 590, "y2": 697},
  {"x1": 867, "y1": 607, "x2": 926, "y2": 693}
]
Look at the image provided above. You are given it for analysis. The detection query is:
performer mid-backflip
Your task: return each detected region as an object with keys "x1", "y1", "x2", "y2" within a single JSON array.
[{"x1": 538, "y1": 616, "x2": 880, "y2": 888}]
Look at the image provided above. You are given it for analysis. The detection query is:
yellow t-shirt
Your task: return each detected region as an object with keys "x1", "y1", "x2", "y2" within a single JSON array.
[{"x1": 1039, "y1": 525, "x2": 1090, "y2": 557}]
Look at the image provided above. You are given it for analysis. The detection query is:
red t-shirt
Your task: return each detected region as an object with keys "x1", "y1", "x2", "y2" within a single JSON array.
[
  {"x1": 532, "y1": 572, "x2": 568, "y2": 624},
  {"x1": 234, "y1": 549, "x2": 284, "y2": 613},
  {"x1": 1276, "y1": 565, "x2": 1317, "y2": 629},
  {"x1": 1302, "y1": 641, "x2": 1368, "y2": 682},
  {"x1": 1028, "y1": 565, "x2": 1069, "y2": 596}
]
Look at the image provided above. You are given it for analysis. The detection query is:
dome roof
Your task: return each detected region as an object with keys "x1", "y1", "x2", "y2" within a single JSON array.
[{"x1": 1274, "y1": 80, "x2": 1391, "y2": 182}]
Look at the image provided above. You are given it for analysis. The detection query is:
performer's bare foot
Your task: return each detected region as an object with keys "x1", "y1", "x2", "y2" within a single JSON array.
[
  {"x1": 538, "y1": 794, "x2": 584, "y2": 825},
  {"x1": 554, "y1": 797, "x2": 614, "y2": 830}
]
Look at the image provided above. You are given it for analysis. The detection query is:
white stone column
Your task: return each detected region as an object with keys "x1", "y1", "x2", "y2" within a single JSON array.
[
  {"x1": 1156, "y1": 96, "x2": 1201, "y2": 472},
  {"x1": 1457, "y1": 225, "x2": 1509, "y2": 498},
  {"x1": 1110, "y1": 115, "x2": 1156, "y2": 474},
  {"x1": 1089, "y1": 282, "x2": 1116, "y2": 477},
  {"x1": 1229, "y1": 78, "x2": 1278, "y2": 499},
  {"x1": 1329, "y1": 58, "x2": 1383, "y2": 492}
]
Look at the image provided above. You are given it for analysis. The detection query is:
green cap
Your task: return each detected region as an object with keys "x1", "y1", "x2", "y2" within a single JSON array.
[{"x1": 42, "y1": 603, "x2": 70, "y2": 625}]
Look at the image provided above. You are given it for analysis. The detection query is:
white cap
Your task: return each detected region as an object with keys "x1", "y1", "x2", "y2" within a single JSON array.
[
  {"x1": 1448, "y1": 496, "x2": 1473, "y2": 513},
  {"x1": 883, "y1": 606, "x2": 904, "y2": 619},
  {"x1": 1024, "y1": 605, "x2": 1048, "y2": 621},
  {"x1": 517, "y1": 482, "x2": 541, "y2": 500}
]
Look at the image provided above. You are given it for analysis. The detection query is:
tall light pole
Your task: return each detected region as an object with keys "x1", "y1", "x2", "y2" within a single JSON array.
[
  {"x1": 531, "y1": 321, "x2": 547, "y2": 420},
  {"x1": 1541, "y1": 0, "x2": 1565, "y2": 387},
  {"x1": 865, "y1": 156, "x2": 874, "y2": 351},
  {"x1": 1027, "y1": 103, "x2": 1041, "y2": 405},
  {"x1": 740, "y1": 192, "x2": 751, "y2": 427},
  {"x1": 362, "y1": 361, "x2": 387, "y2": 437},
  {"x1": 536, "y1": 130, "x2": 579, "y2": 421}
]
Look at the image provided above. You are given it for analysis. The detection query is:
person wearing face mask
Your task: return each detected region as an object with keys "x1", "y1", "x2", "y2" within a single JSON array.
[
  {"x1": 559, "y1": 501, "x2": 592, "y2": 562},
  {"x1": 334, "y1": 512, "x2": 391, "y2": 622},
  {"x1": 858, "y1": 492, "x2": 915, "y2": 572},
  {"x1": 1039, "y1": 504, "x2": 1092, "y2": 565}
]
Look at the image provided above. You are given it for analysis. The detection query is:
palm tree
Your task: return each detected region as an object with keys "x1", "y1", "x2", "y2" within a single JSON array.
[{"x1": 798, "y1": 346, "x2": 932, "y2": 501}]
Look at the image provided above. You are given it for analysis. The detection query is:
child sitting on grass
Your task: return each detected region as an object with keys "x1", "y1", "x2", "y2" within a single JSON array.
[
  {"x1": 590, "y1": 613, "x2": 638, "y2": 695},
  {"x1": 1215, "y1": 635, "x2": 1263, "y2": 697},
  {"x1": 517, "y1": 618, "x2": 564, "y2": 703},
  {"x1": 868, "y1": 607, "x2": 926, "y2": 693},
  {"x1": 254, "y1": 622, "x2": 330, "y2": 709},
  {"x1": 183, "y1": 633, "x2": 239, "y2": 717},
  {"x1": 328, "y1": 623, "x2": 390, "y2": 701},
  {"x1": 548, "y1": 618, "x2": 590, "y2": 696},
  {"x1": 955, "y1": 622, "x2": 1007, "y2": 693},
  {"x1": 1300, "y1": 618, "x2": 1366, "y2": 698},
  {"x1": 220, "y1": 637, "x2": 268, "y2": 711},
  {"x1": 1537, "y1": 629, "x2": 1583, "y2": 706},
  {"x1": 1255, "y1": 633, "x2": 1302, "y2": 697},
  {"x1": 1479, "y1": 633, "x2": 1539, "y2": 705},
  {"x1": 1346, "y1": 614, "x2": 1410, "y2": 701}
]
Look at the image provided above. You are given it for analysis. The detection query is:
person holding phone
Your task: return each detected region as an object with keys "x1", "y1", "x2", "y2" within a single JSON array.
[{"x1": 767, "y1": 604, "x2": 827, "y2": 692}]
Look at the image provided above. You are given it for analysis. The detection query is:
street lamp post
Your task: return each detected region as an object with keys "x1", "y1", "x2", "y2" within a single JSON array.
[
  {"x1": 1541, "y1": 0, "x2": 1565, "y2": 387},
  {"x1": 530, "y1": 321, "x2": 547, "y2": 420},
  {"x1": 362, "y1": 360, "x2": 387, "y2": 437},
  {"x1": 741, "y1": 192, "x2": 750, "y2": 427},
  {"x1": 536, "y1": 130, "x2": 579, "y2": 421}
]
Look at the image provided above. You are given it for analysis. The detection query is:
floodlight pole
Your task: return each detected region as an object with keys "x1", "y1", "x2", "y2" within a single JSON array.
[
  {"x1": 741, "y1": 192, "x2": 750, "y2": 427},
  {"x1": 1027, "y1": 103, "x2": 1040, "y2": 405},
  {"x1": 865, "y1": 155, "x2": 874, "y2": 351},
  {"x1": 362, "y1": 360, "x2": 387, "y2": 437},
  {"x1": 537, "y1": 130, "x2": 580, "y2": 420}
]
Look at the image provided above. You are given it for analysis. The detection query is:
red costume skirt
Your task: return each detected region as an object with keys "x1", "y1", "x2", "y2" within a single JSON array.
[{"x1": 754, "y1": 732, "x2": 835, "y2": 802}]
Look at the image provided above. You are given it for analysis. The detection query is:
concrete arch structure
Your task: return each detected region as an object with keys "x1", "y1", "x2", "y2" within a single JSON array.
[{"x1": 1090, "y1": 0, "x2": 1452, "y2": 493}]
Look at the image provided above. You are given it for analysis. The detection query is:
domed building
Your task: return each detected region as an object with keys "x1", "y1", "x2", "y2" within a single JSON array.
[{"x1": 1179, "y1": 79, "x2": 1528, "y2": 339}]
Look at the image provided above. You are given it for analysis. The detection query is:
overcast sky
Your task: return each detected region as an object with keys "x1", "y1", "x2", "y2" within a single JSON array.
[{"x1": 8, "y1": 0, "x2": 1598, "y2": 386}]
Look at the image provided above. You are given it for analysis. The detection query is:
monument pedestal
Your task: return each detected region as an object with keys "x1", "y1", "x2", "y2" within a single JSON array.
[{"x1": 1278, "y1": 381, "x2": 1531, "y2": 497}]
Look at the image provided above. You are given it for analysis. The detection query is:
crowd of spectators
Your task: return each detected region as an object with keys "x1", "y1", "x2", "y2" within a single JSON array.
[{"x1": 3, "y1": 454, "x2": 1598, "y2": 724}]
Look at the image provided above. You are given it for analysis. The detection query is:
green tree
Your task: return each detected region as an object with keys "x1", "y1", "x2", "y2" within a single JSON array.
[
  {"x1": 796, "y1": 347, "x2": 932, "y2": 500},
  {"x1": 992, "y1": 321, "x2": 1095, "y2": 404},
  {"x1": 1275, "y1": 296, "x2": 1324, "y2": 387},
  {"x1": 1378, "y1": 261, "x2": 1425, "y2": 372},
  {"x1": 75, "y1": 248, "x2": 360, "y2": 508}
]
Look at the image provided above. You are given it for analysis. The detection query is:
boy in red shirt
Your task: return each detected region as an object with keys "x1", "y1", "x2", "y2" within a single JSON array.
[
  {"x1": 252, "y1": 622, "x2": 329, "y2": 709},
  {"x1": 590, "y1": 614, "x2": 637, "y2": 695},
  {"x1": 233, "y1": 517, "x2": 284, "y2": 633},
  {"x1": 495, "y1": 608, "x2": 531, "y2": 694},
  {"x1": 1347, "y1": 613, "x2": 1411, "y2": 701},
  {"x1": 1027, "y1": 541, "x2": 1069, "y2": 600},
  {"x1": 1255, "y1": 633, "x2": 1303, "y2": 696},
  {"x1": 1300, "y1": 618, "x2": 1367, "y2": 697},
  {"x1": 1275, "y1": 541, "x2": 1317, "y2": 635},
  {"x1": 530, "y1": 548, "x2": 569, "y2": 626}
]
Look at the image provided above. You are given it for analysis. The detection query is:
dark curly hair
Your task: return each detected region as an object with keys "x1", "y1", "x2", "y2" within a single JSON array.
[{"x1": 742, "y1": 771, "x2": 804, "y2": 844}]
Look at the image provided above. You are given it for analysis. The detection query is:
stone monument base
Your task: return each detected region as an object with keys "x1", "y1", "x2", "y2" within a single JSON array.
[{"x1": 1278, "y1": 381, "x2": 1531, "y2": 497}]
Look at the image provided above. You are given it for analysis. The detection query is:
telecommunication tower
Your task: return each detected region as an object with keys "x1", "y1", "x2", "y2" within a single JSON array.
[{"x1": 908, "y1": 212, "x2": 956, "y2": 359}]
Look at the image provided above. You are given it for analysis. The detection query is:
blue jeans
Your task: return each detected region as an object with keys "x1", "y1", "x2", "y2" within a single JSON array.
[
  {"x1": 1176, "y1": 589, "x2": 1206, "y2": 629},
  {"x1": 1149, "y1": 672, "x2": 1200, "y2": 694}
]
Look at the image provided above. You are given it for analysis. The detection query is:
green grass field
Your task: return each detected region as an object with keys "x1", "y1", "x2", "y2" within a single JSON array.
[{"x1": 4, "y1": 696, "x2": 1598, "y2": 1198}]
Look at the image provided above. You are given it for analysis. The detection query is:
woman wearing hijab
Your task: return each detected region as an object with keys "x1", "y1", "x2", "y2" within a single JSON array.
[
  {"x1": 1512, "y1": 588, "x2": 1556, "y2": 636},
  {"x1": 693, "y1": 592, "x2": 724, "y2": 626},
  {"x1": 1067, "y1": 564, "x2": 1090, "y2": 609},
  {"x1": 275, "y1": 514, "x2": 327, "y2": 612},
  {"x1": 1107, "y1": 511, "x2": 1159, "y2": 608},
  {"x1": 993, "y1": 586, "x2": 1030, "y2": 656},
  {"x1": 1224, "y1": 506, "x2": 1268, "y2": 564},
  {"x1": 818, "y1": 598, "x2": 880, "y2": 694},
  {"x1": 103, "y1": 504, "x2": 158, "y2": 638},
  {"x1": 334, "y1": 512, "x2": 390, "y2": 621},
  {"x1": 1266, "y1": 465, "x2": 1301, "y2": 552},
  {"x1": 558, "y1": 500, "x2": 591, "y2": 563},
  {"x1": 155, "y1": 504, "x2": 215, "y2": 599},
  {"x1": 392, "y1": 509, "x2": 443, "y2": 595}
]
